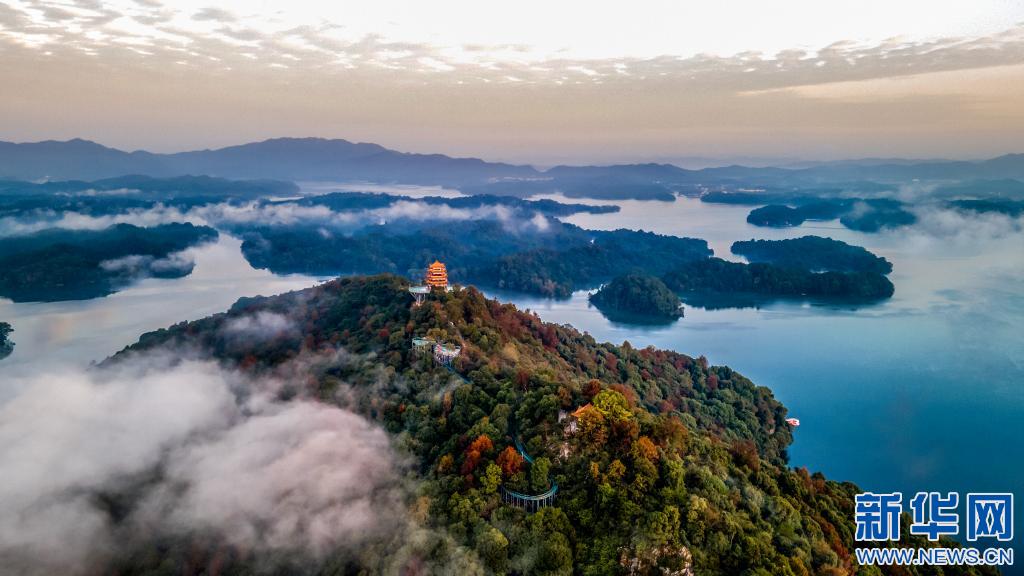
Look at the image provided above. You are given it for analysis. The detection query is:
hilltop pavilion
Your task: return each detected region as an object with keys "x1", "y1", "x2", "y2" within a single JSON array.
[{"x1": 426, "y1": 260, "x2": 448, "y2": 289}]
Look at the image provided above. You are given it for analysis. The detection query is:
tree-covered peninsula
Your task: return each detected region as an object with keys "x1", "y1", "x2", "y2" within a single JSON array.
[
  {"x1": 241, "y1": 219, "x2": 711, "y2": 298},
  {"x1": 106, "y1": 275, "x2": 990, "y2": 575},
  {"x1": 0, "y1": 223, "x2": 218, "y2": 302},
  {"x1": 588, "y1": 274, "x2": 684, "y2": 320},
  {"x1": 662, "y1": 258, "x2": 895, "y2": 302},
  {"x1": 731, "y1": 236, "x2": 893, "y2": 274}
]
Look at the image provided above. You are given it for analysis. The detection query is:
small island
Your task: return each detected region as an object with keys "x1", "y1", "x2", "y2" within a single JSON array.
[
  {"x1": 947, "y1": 198, "x2": 1024, "y2": 217},
  {"x1": 746, "y1": 201, "x2": 849, "y2": 227},
  {"x1": 744, "y1": 197, "x2": 916, "y2": 232},
  {"x1": 731, "y1": 236, "x2": 893, "y2": 274},
  {"x1": 0, "y1": 322, "x2": 13, "y2": 360},
  {"x1": 662, "y1": 257, "x2": 895, "y2": 302},
  {"x1": 0, "y1": 223, "x2": 218, "y2": 302},
  {"x1": 839, "y1": 199, "x2": 917, "y2": 232},
  {"x1": 588, "y1": 274, "x2": 684, "y2": 321}
]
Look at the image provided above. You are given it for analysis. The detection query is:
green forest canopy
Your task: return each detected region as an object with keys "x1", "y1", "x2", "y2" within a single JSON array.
[{"x1": 110, "y1": 275, "x2": 986, "y2": 575}]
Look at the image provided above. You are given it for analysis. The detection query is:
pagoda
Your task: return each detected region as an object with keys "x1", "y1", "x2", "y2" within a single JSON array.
[{"x1": 425, "y1": 260, "x2": 448, "y2": 289}]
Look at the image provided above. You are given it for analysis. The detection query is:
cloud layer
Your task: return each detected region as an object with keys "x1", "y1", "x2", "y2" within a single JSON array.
[
  {"x1": 2, "y1": 1, "x2": 1023, "y2": 161},
  {"x1": 0, "y1": 352, "x2": 409, "y2": 574},
  {"x1": 0, "y1": 198, "x2": 555, "y2": 236}
]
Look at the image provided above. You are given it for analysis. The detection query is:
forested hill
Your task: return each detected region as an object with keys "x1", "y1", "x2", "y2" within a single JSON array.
[{"x1": 111, "y1": 275, "x2": 993, "y2": 575}]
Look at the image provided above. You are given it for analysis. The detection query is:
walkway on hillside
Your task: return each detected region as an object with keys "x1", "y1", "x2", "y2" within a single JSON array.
[{"x1": 439, "y1": 362, "x2": 558, "y2": 512}]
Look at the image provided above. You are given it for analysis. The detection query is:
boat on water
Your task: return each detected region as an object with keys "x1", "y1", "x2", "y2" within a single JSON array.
[{"x1": 786, "y1": 418, "x2": 801, "y2": 427}]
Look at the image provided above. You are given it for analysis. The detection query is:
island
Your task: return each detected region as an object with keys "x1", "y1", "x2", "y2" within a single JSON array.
[
  {"x1": 104, "y1": 275, "x2": 981, "y2": 575},
  {"x1": 0, "y1": 322, "x2": 13, "y2": 360},
  {"x1": 0, "y1": 223, "x2": 218, "y2": 302},
  {"x1": 700, "y1": 190, "x2": 919, "y2": 233},
  {"x1": 745, "y1": 201, "x2": 850, "y2": 227},
  {"x1": 588, "y1": 274, "x2": 684, "y2": 321},
  {"x1": 932, "y1": 178, "x2": 1024, "y2": 200},
  {"x1": 838, "y1": 199, "x2": 917, "y2": 232},
  {"x1": 731, "y1": 236, "x2": 893, "y2": 274},
  {"x1": 947, "y1": 198, "x2": 1024, "y2": 217},
  {"x1": 743, "y1": 197, "x2": 916, "y2": 232},
  {"x1": 662, "y1": 257, "x2": 895, "y2": 302},
  {"x1": 295, "y1": 191, "x2": 620, "y2": 217},
  {"x1": 240, "y1": 218, "x2": 712, "y2": 298}
]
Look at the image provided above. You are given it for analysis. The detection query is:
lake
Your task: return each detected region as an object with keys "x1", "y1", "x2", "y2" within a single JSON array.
[{"x1": 1, "y1": 194, "x2": 1021, "y2": 561}]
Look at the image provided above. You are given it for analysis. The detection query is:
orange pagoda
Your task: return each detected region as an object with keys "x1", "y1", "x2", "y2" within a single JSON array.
[{"x1": 425, "y1": 260, "x2": 449, "y2": 289}]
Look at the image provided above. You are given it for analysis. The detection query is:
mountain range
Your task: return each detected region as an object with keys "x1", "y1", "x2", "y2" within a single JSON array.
[{"x1": 2, "y1": 137, "x2": 1024, "y2": 191}]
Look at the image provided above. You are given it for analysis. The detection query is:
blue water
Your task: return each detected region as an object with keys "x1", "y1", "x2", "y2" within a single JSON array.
[
  {"x1": 490, "y1": 196, "x2": 1024, "y2": 567},
  {"x1": 1, "y1": 195, "x2": 1020, "y2": 566}
]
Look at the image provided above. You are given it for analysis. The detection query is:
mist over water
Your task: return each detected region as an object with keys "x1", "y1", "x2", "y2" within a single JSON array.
[
  {"x1": 1, "y1": 192, "x2": 1021, "y2": 560},
  {"x1": 0, "y1": 235, "x2": 324, "y2": 373}
]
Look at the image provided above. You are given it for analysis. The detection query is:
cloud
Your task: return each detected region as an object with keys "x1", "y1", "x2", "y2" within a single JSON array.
[
  {"x1": 0, "y1": 197, "x2": 561, "y2": 237},
  {"x1": 222, "y1": 310, "x2": 296, "y2": 341},
  {"x1": 902, "y1": 204, "x2": 1024, "y2": 245},
  {"x1": 0, "y1": 205, "x2": 199, "y2": 236},
  {"x1": 0, "y1": 202, "x2": 330, "y2": 236},
  {"x1": 192, "y1": 7, "x2": 236, "y2": 22},
  {"x1": 3, "y1": 1, "x2": 1024, "y2": 88},
  {"x1": 2, "y1": 2, "x2": 1024, "y2": 161},
  {"x1": 99, "y1": 251, "x2": 195, "y2": 276},
  {"x1": 0, "y1": 353, "x2": 412, "y2": 574},
  {"x1": 138, "y1": 399, "x2": 401, "y2": 556}
]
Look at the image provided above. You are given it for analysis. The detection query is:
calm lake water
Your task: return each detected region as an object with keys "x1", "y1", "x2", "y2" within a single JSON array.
[{"x1": 1, "y1": 193, "x2": 1021, "y2": 560}]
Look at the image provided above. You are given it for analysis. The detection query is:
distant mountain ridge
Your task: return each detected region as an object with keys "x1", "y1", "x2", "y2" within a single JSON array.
[
  {"x1": 0, "y1": 137, "x2": 540, "y2": 185},
  {"x1": 2, "y1": 137, "x2": 1024, "y2": 189}
]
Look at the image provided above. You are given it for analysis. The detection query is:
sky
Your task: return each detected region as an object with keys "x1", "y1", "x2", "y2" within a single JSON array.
[{"x1": 1, "y1": 0, "x2": 1023, "y2": 164}]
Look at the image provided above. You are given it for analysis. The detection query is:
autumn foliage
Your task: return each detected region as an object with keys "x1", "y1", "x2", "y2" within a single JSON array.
[
  {"x1": 462, "y1": 434, "x2": 494, "y2": 475},
  {"x1": 496, "y1": 446, "x2": 524, "y2": 477}
]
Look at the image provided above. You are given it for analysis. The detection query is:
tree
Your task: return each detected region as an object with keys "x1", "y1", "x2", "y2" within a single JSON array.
[
  {"x1": 462, "y1": 434, "x2": 494, "y2": 476},
  {"x1": 593, "y1": 389, "x2": 632, "y2": 422},
  {"x1": 632, "y1": 436, "x2": 658, "y2": 462},
  {"x1": 476, "y1": 526, "x2": 509, "y2": 572},
  {"x1": 497, "y1": 446, "x2": 524, "y2": 477},
  {"x1": 528, "y1": 508, "x2": 576, "y2": 576},
  {"x1": 530, "y1": 457, "x2": 551, "y2": 492},
  {"x1": 482, "y1": 463, "x2": 502, "y2": 495}
]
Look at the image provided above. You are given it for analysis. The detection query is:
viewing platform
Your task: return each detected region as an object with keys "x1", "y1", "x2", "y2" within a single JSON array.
[
  {"x1": 411, "y1": 336, "x2": 435, "y2": 350},
  {"x1": 410, "y1": 337, "x2": 462, "y2": 367},
  {"x1": 408, "y1": 285, "x2": 431, "y2": 305},
  {"x1": 433, "y1": 343, "x2": 462, "y2": 366}
]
